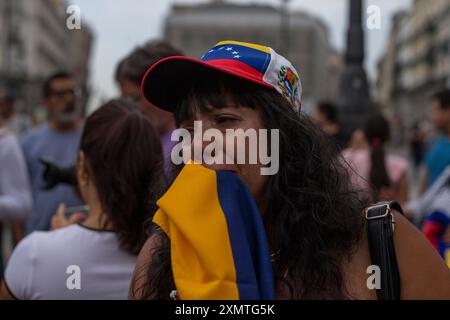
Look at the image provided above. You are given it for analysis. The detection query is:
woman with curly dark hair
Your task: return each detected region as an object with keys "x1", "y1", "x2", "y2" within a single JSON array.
[
  {"x1": 129, "y1": 41, "x2": 450, "y2": 300},
  {"x1": 1, "y1": 98, "x2": 165, "y2": 299}
]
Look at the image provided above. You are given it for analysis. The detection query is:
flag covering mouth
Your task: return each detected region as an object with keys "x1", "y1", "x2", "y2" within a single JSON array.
[{"x1": 153, "y1": 163, "x2": 275, "y2": 300}]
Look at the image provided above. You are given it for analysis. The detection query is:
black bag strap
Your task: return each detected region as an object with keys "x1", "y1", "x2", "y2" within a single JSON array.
[{"x1": 365, "y1": 200, "x2": 403, "y2": 300}]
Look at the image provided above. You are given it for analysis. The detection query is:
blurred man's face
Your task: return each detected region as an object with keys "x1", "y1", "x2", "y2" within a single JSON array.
[
  {"x1": 119, "y1": 79, "x2": 141, "y2": 101},
  {"x1": 44, "y1": 77, "x2": 79, "y2": 126},
  {"x1": 431, "y1": 99, "x2": 450, "y2": 132}
]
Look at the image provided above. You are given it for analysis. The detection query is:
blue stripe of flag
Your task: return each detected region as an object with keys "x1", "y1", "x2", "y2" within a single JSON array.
[
  {"x1": 201, "y1": 43, "x2": 271, "y2": 76},
  {"x1": 216, "y1": 171, "x2": 275, "y2": 300}
]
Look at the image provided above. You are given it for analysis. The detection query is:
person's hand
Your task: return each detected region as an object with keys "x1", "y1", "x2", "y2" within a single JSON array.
[{"x1": 51, "y1": 203, "x2": 86, "y2": 230}]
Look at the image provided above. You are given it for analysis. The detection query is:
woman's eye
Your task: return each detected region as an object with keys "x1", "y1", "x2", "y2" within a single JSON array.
[{"x1": 215, "y1": 116, "x2": 237, "y2": 125}]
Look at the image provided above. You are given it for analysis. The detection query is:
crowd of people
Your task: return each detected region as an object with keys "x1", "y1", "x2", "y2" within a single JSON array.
[
  {"x1": 0, "y1": 39, "x2": 449, "y2": 300},
  {"x1": 314, "y1": 92, "x2": 450, "y2": 268}
]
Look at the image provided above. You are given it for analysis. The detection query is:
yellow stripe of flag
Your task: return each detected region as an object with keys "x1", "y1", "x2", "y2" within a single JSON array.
[
  {"x1": 153, "y1": 163, "x2": 240, "y2": 299},
  {"x1": 214, "y1": 40, "x2": 271, "y2": 54}
]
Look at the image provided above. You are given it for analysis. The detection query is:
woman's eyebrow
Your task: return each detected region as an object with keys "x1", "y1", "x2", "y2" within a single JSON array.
[
  {"x1": 210, "y1": 105, "x2": 243, "y2": 113},
  {"x1": 179, "y1": 118, "x2": 194, "y2": 127}
]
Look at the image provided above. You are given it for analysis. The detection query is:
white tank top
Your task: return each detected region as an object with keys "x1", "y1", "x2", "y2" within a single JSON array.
[{"x1": 4, "y1": 224, "x2": 137, "y2": 299}]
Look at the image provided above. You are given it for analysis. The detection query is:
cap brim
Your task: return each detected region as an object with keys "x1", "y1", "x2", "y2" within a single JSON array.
[{"x1": 141, "y1": 56, "x2": 273, "y2": 113}]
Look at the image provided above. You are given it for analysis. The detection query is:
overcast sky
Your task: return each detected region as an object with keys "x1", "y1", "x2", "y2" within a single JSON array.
[{"x1": 68, "y1": 0, "x2": 411, "y2": 112}]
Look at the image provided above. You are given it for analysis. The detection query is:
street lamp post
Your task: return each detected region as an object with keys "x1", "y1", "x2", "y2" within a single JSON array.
[
  {"x1": 447, "y1": 38, "x2": 450, "y2": 88},
  {"x1": 337, "y1": 0, "x2": 372, "y2": 134},
  {"x1": 279, "y1": 0, "x2": 291, "y2": 57}
]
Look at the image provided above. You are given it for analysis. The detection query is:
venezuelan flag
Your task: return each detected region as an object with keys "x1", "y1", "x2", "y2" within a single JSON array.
[
  {"x1": 422, "y1": 211, "x2": 450, "y2": 267},
  {"x1": 153, "y1": 163, "x2": 275, "y2": 299},
  {"x1": 200, "y1": 40, "x2": 272, "y2": 82}
]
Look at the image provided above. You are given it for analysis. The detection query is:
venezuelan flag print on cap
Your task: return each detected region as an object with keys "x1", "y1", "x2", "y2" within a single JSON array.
[
  {"x1": 141, "y1": 40, "x2": 302, "y2": 113},
  {"x1": 153, "y1": 163, "x2": 275, "y2": 300},
  {"x1": 201, "y1": 40, "x2": 301, "y2": 110}
]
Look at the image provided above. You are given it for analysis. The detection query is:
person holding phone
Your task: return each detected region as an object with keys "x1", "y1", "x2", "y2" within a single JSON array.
[
  {"x1": 0, "y1": 98, "x2": 165, "y2": 299},
  {"x1": 20, "y1": 72, "x2": 84, "y2": 234}
]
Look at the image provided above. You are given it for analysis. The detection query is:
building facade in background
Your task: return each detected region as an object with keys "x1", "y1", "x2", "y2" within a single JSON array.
[
  {"x1": 377, "y1": 0, "x2": 450, "y2": 128},
  {"x1": 0, "y1": 0, "x2": 93, "y2": 121},
  {"x1": 164, "y1": 1, "x2": 342, "y2": 111}
]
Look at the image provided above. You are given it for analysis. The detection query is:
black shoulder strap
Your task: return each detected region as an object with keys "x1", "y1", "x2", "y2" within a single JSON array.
[{"x1": 365, "y1": 200, "x2": 403, "y2": 300}]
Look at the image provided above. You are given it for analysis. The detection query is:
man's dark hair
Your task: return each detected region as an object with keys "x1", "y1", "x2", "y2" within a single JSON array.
[
  {"x1": 433, "y1": 89, "x2": 450, "y2": 110},
  {"x1": 114, "y1": 58, "x2": 127, "y2": 84},
  {"x1": 116, "y1": 40, "x2": 183, "y2": 85},
  {"x1": 317, "y1": 101, "x2": 339, "y2": 124},
  {"x1": 42, "y1": 71, "x2": 73, "y2": 98}
]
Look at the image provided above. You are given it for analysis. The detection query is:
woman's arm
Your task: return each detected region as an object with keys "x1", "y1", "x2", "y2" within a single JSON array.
[
  {"x1": 394, "y1": 211, "x2": 450, "y2": 299},
  {"x1": 0, "y1": 233, "x2": 36, "y2": 300},
  {"x1": 0, "y1": 281, "x2": 16, "y2": 300}
]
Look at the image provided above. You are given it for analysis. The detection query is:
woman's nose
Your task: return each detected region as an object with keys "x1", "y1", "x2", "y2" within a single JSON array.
[{"x1": 189, "y1": 119, "x2": 223, "y2": 160}]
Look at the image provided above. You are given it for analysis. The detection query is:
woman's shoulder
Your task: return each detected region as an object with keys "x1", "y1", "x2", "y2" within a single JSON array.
[
  {"x1": 392, "y1": 211, "x2": 450, "y2": 299},
  {"x1": 10, "y1": 226, "x2": 80, "y2": 258},
  {"x1": 346, "y1": 211, "x2": 450, "y2": 299},
  {"x1": 32, "y1": 224, "x2": 85, "y2": 242},
  {"x1": 3, "y1": 231, "x2": 43, "y2": 299},
  {"x1": 20, "y1": 224, "x2": 114, "y2": 257},
  {"x1": 8, "y1": 227, "x2": 68, "y2": 259}
]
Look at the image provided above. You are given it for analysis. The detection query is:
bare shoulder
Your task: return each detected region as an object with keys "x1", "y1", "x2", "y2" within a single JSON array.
[
  {"x1": 393, "y1": 211, "x2": 450, "y2": 299},
  {"x1": 128, "y1": 233, "x2": 164, "y2": 300}
]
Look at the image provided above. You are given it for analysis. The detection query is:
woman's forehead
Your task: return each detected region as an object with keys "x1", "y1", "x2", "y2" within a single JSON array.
[
  {"x1": 174, "y1": 80, "x2": 262, "y2": 122},
  {"x1": 177, "y1": 97, "x2": 246, "y2": 119},
  {"x1": 179, "y1": 103, "x2": 256, "y2": 119}
]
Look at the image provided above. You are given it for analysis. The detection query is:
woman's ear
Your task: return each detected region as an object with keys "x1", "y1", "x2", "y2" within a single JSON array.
[{"x1": 77, "y1": 151, "x2": 89, "y2": 187}]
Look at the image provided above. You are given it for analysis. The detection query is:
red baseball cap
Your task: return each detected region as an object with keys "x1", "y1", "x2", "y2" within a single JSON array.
[{"x1": 141, "y1": 40, "x2": 302, "y2": 113}]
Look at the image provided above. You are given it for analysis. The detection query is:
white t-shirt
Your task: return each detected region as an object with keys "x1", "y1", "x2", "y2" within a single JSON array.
[{"x1": 4, "y1": 224, "x2": 137, "y2": 300}]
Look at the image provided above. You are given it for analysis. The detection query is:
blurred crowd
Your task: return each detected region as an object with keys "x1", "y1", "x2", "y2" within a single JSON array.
[
  {"x1": 0, "y1": 39, "x2": 449, "y2": 300},
  {"x1": 313, "y1": 93, "x2": 450, "y2": 266}
]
